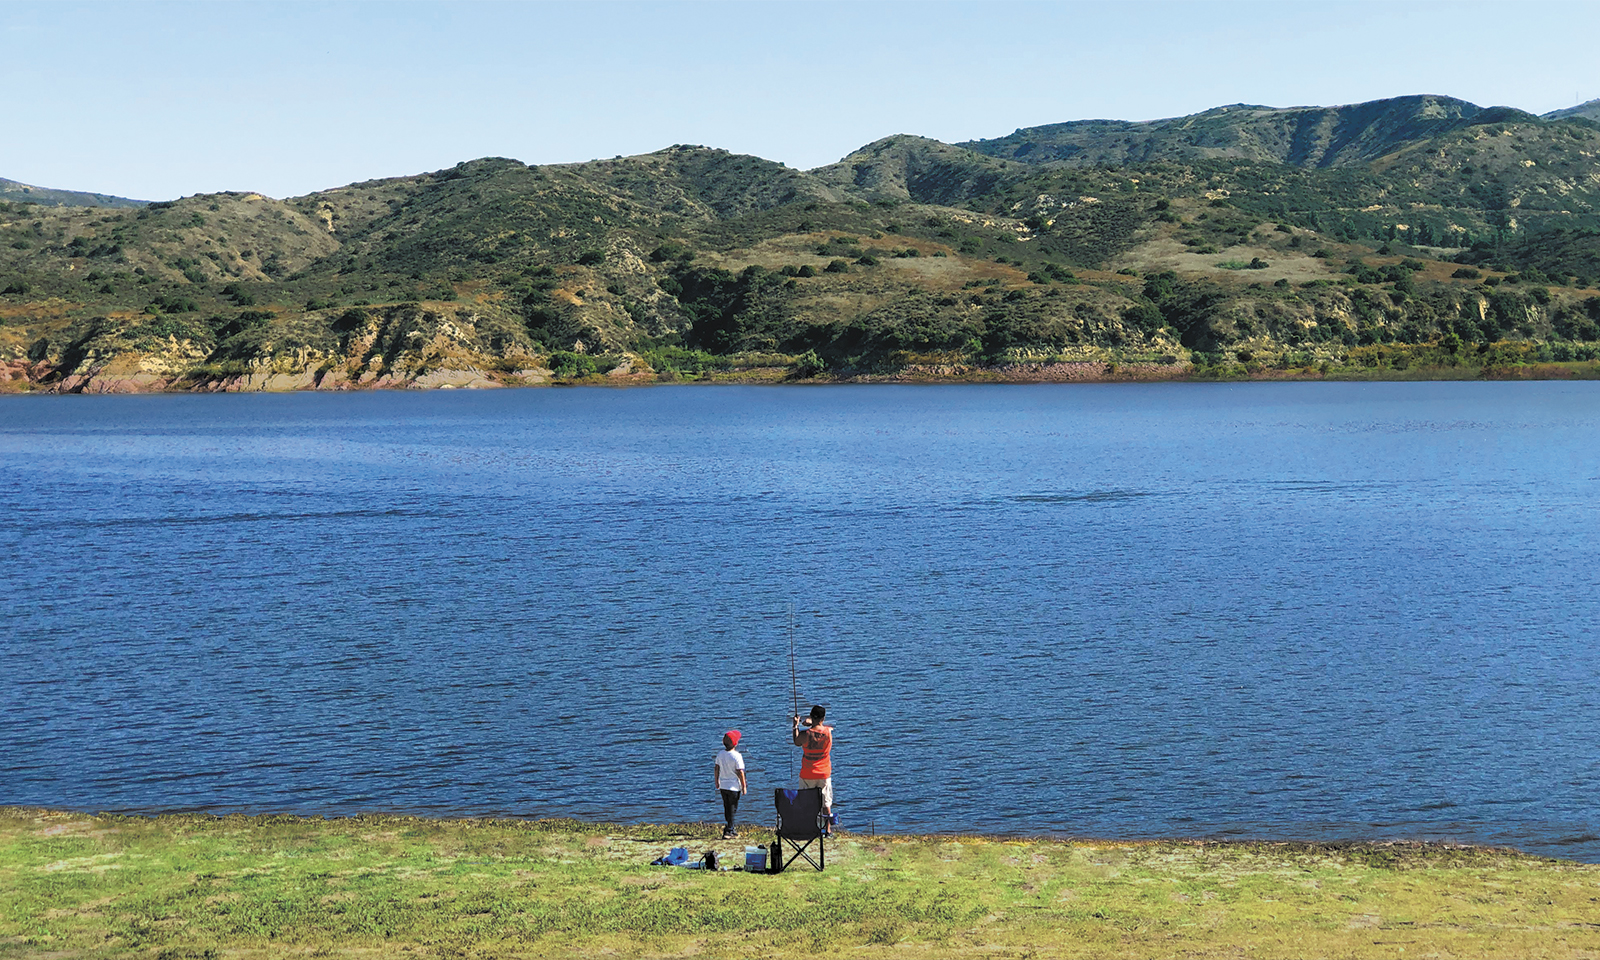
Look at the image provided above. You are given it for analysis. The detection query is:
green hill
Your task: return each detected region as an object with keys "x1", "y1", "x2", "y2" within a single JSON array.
[
  {"x1": 3, "y1": 94, "x2": 1599, "y2": 392},
  {"x1": 1543, "y1": 98, "x2": 1600, "y2": 123},
  {"x1": 0, "y1": 176, "x2": 148, "y2": 209},
  {"x1": 811, "y1": 135, "x2": 1027, "y2": 205},
  {"x1": 961, "y1": 95, "x2": 1493, "y2": 168}
]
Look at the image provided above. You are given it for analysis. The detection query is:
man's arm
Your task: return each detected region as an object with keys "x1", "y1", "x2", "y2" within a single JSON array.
[
  {"x1": 737, "y1": 768, "x2": 747, "y2": 794},
  {"x1": 714, "y1": 762, "x2": 720, "y2": 793}
]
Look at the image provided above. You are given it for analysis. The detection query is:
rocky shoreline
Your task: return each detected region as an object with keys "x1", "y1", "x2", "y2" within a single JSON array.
[{"x1": 10, "y1": 355, "x2": 1600, "y2": 393}]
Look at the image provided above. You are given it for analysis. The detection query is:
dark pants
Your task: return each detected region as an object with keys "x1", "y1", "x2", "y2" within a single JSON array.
[{"x1": 720, "y1": 789, "x2": 740, "y2": 829}]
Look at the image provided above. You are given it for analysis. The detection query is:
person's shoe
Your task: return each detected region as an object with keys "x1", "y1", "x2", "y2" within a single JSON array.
[{"x1": 722, "y1": 828, "x2": 736, "y2": 839}]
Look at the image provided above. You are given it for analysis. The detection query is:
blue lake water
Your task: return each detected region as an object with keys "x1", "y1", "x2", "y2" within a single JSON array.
[{"x1": 2, "y1": 382, "x2": 1598, "y2": 860}]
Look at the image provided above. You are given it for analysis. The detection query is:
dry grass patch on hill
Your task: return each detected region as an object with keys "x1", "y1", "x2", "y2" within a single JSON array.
[{"x1": 1123, "y1": 237, "x2": 1339, "y2": 284}]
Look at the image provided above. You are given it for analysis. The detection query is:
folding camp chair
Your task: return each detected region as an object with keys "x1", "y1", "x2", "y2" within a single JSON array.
[{"x1": 773, "y1": 787, "x2": 825, "y2": 872}]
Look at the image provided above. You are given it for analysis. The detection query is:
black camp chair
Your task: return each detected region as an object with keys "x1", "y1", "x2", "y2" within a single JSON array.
[{"x1": 773, "y1": 787, "x2": 825, "y2": 872}]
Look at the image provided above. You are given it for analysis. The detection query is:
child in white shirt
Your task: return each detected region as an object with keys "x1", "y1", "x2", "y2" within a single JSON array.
[{"x1": 714, "y1": 730, "x2": 747, "y2": 839}]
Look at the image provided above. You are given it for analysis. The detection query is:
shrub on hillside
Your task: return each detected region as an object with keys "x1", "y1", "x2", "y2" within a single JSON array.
[
  {"x1": 546, "y1": 351, "x2": 599, "y2": 378},
  {"x1": 649, "y1": 241, "x2": 694, "y2": 263}
]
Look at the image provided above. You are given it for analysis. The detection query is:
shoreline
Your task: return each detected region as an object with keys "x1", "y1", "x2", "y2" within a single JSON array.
[
  {"x1": 5, "y1": 356, "x2": 1600, "y2": 393},
  {"x1": 8, "y1": 805, "x2": 1599, "y2": 958},
  {"x1": 0, "y1": 804, "x2": 1559, "y2": 863}
]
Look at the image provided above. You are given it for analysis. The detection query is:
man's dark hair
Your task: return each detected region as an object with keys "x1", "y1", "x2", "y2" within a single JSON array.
[{"x1": 809, "y1": 705, "x2": 826, "y2": 722}]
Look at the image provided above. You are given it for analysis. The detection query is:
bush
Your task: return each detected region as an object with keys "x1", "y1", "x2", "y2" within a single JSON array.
[
  {"x1": 547, "y1": 350, "x2": 599, "y2": 378},
  {"x1": 1124, "y1": 302, "x2": 1163, "y2": 331},
  {"x1": 649, "y1": 241, "x2": 693, "y2": 263},
  {"x1": 823, "y1": 259, "x2": 849, "y2": 274},
  {"x1": 576, "y1": 249, "x2": 605, "y2": 266},
  {"x1": 148, "y1": 294, "x2": 198, "y2": 313},
  {"x1": 790, "y1": 349, "x2": 826, "y2": 378},
  {"x1": 1027, "y1": 263, "x2": 1077, "y2": 285},
  {"x1": 638, "y1": 346, "x2": 728, "y2": 377},
  {"x1": 1452, "y1": 267, "x2": 1481, "y2": 279},
  {"x1": 332, "y1": 309, "x2": 368, "y2": 332},
  {"x1": 1348, "y1": 262, "x2": 1385, "y2": 284}
]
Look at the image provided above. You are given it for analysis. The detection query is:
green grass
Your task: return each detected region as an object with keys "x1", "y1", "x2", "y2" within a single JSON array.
[{"x1": 5, "y1": 807, "x2": 1600, "y2": 958}]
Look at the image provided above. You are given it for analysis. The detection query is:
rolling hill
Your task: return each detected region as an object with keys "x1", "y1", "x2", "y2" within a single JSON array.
[
  {"x1": 2, "y1": 93, "x2": 1599, "y2": 392},
  {"x1": 1543, "y1": 98, "x2": 1600, "y2": 123},
  {"x1": 960, "y1": 95, "x2": 1525, "y2": 169},
  {"x1": 0, "y1": 177, "x2": 147, "y2": 209}
]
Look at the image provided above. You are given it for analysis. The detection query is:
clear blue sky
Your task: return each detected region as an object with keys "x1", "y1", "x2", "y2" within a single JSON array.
[{"x1": 5, "y1": 0, "x2": 1598, "y2": 200}]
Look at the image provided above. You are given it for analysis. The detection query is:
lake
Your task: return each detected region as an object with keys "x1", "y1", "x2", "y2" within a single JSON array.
[{"x1": 2, "y1": 382, "x2": 1597, "y2": 860}]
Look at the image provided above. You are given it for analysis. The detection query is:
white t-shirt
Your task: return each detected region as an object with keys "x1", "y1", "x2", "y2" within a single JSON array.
[{"x1": 715, "y1": 748, "x2": 745, "y2": 791}]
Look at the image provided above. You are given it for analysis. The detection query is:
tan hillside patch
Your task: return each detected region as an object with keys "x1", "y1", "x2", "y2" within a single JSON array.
[{"x1": 1123, "y1": 237, "x2": 1339, "y2": 283}]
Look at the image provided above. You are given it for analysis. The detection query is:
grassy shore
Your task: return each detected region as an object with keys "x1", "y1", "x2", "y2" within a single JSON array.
[{"x1": 4, "y1": 807, "x2": 1599, "y2": 959}]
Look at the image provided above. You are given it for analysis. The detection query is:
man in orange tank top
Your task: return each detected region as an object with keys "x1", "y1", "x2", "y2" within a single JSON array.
[{"x1": 792, "y1": 704, "x2": 835, "y2": 831}]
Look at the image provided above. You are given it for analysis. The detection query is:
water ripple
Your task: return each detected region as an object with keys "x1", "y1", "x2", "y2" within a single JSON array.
[{"x1": 1, "y1": 382, "x2": 1598, "y2": 860}]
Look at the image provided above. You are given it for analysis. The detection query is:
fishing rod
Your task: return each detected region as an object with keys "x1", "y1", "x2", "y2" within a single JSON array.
[{"x1": 789, "y1": 603, "x2": 797, "y2": 783}]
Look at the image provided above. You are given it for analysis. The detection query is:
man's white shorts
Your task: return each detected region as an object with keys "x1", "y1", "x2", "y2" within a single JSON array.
[{"x1": 799, "y1": 777, "x2": 833, "y2": 810}]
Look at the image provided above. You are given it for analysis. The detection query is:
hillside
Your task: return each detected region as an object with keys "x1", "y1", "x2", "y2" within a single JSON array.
[
  {"x1": 811, "y1": 135, "x2": 1027, "y2": 205},
  {"x1": 1544, "y1": 98, "x2": 1600, "y2": 123},
  {"x1": 960, "y1": 95, "x2": 1497, "y2": 168},
  {"x1": 3, "y1": 93, "x2": 1600, "y2": 392},
  {"x1": 0, "y1": 176, "x2": 147, "y2": 209}
]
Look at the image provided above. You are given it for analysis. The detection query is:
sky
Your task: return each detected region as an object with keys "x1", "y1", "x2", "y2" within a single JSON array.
[{"x1": 4, "y1": 0, "x2": 1599, "y2": 201}]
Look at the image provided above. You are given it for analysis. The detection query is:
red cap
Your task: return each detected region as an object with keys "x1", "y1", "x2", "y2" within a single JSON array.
[{"x1": 725, "y1": 729, "x2": 741, "y2": 748}]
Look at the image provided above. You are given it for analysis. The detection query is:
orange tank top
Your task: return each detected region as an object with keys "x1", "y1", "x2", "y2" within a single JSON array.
[{"x1": 800, "y1": 724, "x2": 832, "y2": 778}]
